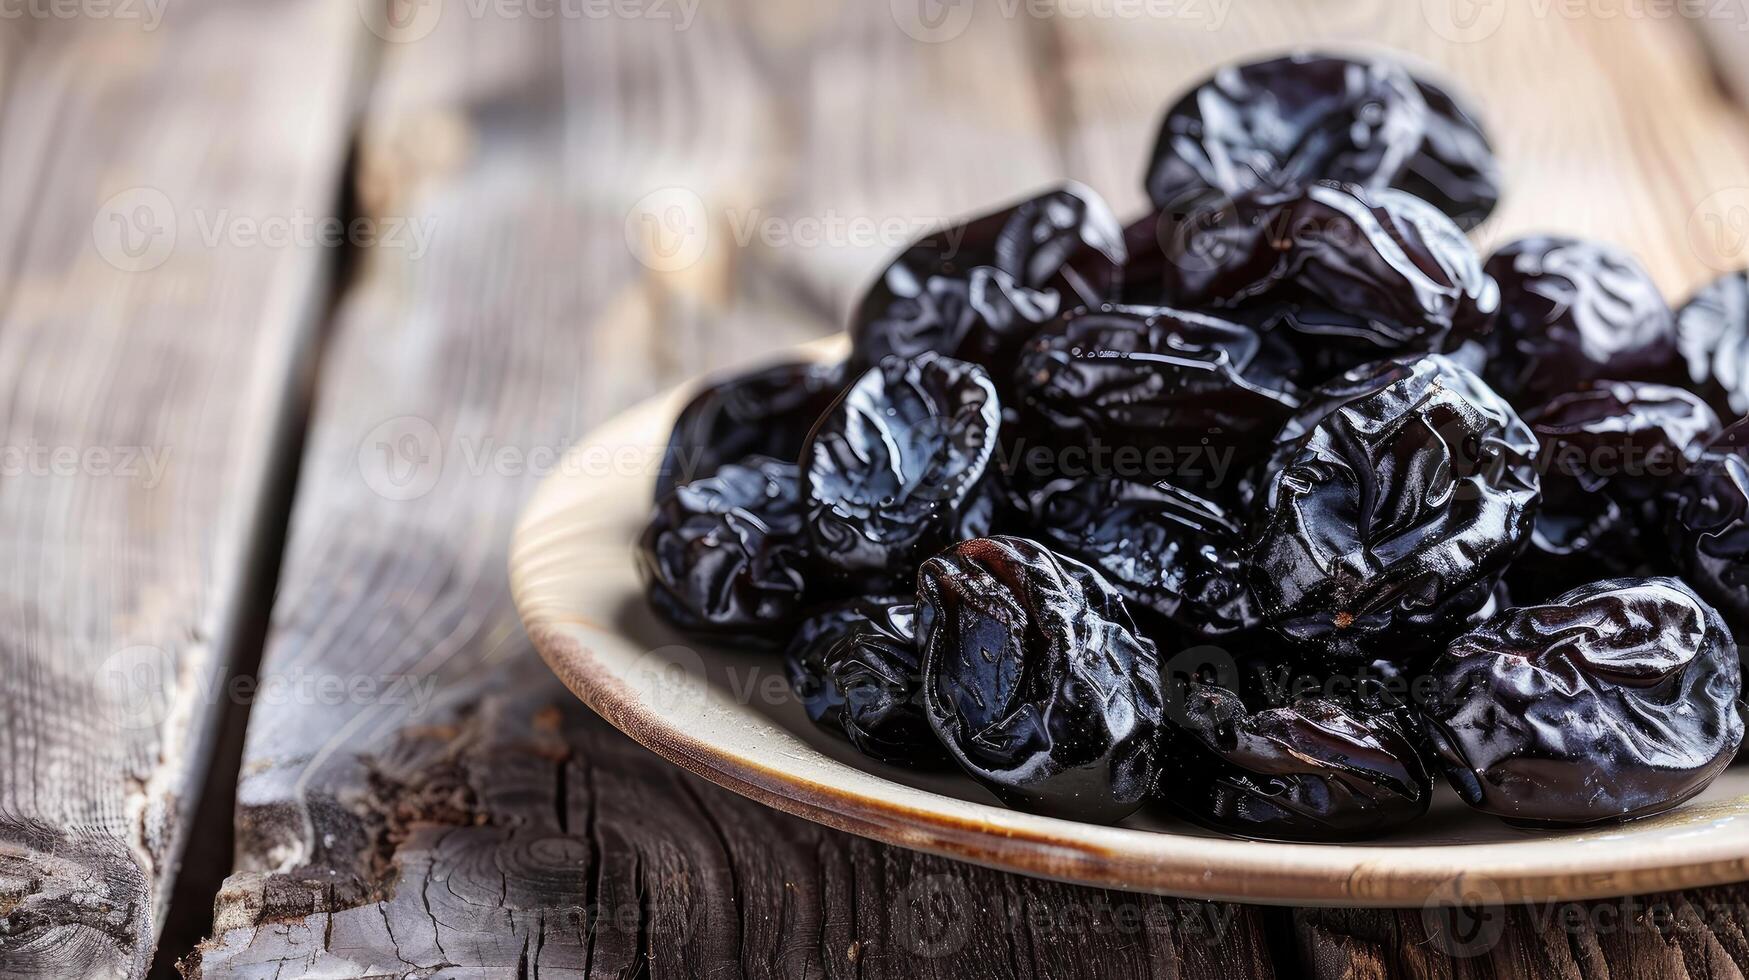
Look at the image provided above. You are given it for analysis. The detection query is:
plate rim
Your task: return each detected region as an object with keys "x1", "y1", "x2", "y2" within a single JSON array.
[{"x1": 510, "y1": 339, "x2": 1749, "y2": 908}]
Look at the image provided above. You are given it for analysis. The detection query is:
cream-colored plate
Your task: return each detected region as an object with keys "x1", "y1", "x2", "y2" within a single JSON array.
[{"x1": 510, "y1": 337, "x2": 1749, "y2": 907}]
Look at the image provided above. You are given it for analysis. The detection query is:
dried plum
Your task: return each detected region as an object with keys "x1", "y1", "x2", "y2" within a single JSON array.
[
  {"x1": 638, "y1": 456, "x2": 809, "y2": 644},
  {"x1": 850, "y1": 183, "x2": 1124, "y2": 372},
  {"x1": 803, "y1": 352, "x2": 1000, "y2": 580},
  {"x1": 1481, "y1": 236, "x2": 1681, "y2": 405},
  {"x1": 1141, "y1": 184, "x2": 1497, "y2": 373},
  {"x1": 783, "y1": 597, "x2": 943, "y2": 767},
  {"x1": 1249, "y1": 354, "x2": 1540, "y2": 659},
  {"x1": 1159, "y1": 683, "x2": 1433, "y2": 841},
  {"x1": 1144, "y1": 52, "x2": 1499, "y2": 228},
  {"x1": 1010, "y1": 304, "x2": 1302, "y2": 486},
  {"x1": 655, "y1": 359, "x2": 844, "y2": 500},
  {"x1": 1422, "y1": 578, "x2": 1744, "y2": 826},
  {"x1": 1676, "y1": 269, "x2": 1749, "y2": 419},
  {"x1": 919, "y1": 536, "x2": 1163, "y2": 822},
  {"x1": 1667, "y1": 417, "x2": 1749, "y2": 638},
  {"x1": 1023, "y1": 477, "x2": 1259, "y2": 639},
  {"x1": 1510, "y1": 382, "x2": 1718, "y2": 600}
]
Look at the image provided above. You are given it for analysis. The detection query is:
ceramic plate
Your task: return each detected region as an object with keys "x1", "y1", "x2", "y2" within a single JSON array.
[{"x1": 510, "y1": 337, "x2": 1749, "y2": 907}]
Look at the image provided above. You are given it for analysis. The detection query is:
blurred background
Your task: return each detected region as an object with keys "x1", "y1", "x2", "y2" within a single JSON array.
[{"x1": 8, "y1": 1, "x2": 1749, "y2": 977}]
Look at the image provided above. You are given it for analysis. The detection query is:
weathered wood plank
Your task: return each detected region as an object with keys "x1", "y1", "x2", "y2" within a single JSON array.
[
  {"x1": 0, "y1": 4, "x2": 362, "y2": 976},
  {"x1": 194, "y1": 696, "x2": 1280, "y2": 979}
]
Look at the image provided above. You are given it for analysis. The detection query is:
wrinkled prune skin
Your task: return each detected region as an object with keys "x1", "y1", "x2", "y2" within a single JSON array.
[
  {"x1": 1395, "y1": 78, "x2": 1503, "y2": 231},
  {"x1": 1667, "y1": 417, "x2": 1749, "y2": 638},
  {"x1": 1676, "y1": 270, "x2": 1749, "y2": 419},
  {"x1": 1249, "y1": 355, "x2": 1540, "y2": 659},
  {"x1": 1144, "y1": 53, "x2": 1499, "y2": 229},
  {"x1": 1143, "y1": 184, "x2": 1497, "y2": 376},
  {"x1": 1010, "y1": 305, "x2": 1302, "y2": 482},
  {"x1": 829, "y1": 603, "x2": 948, "y2": 766},
  {"x1": 804, "y1": 353, "x2": 1000, "y2": 581},
  {"x1": 1023, "y1": 478, "x2": 1259, "y2": 639},
  {"x1": 655, "y1": 360, "x2": 844, "y2": 500},
  {"x1": 850, "y1": 183, "x2": 1125, "y2": 373},
  {"x1": 919, "y1": 536, "x2": 1163, "y2": 822},
  {"x1": 1509, "y1": 382, "x2": 1718, "y2": 600},
  {"x1": 1423, "y1": 578, "x2": 1744, "y2": 827},
  {"x1": 783, "y1": 597, "x2": 944, "y2": 767},
  {"x1": 1481, "y1": 237, "x2": 1681, "y2": 406},
  {"x1": 1158, "y1": 684, "x2": 1432, "y2": 841},
  {"x1": 785, "y1": 597, "x2": 897, "y2": 732},
  {"x1": 638, "y1": 457, "x2": 809, "y2": 645}
]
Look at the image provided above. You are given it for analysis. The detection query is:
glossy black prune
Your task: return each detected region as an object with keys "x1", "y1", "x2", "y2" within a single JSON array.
[
  {"x1": 1422, "y1": 578, "x2": 1744, "y2": 827},
  {"x1": 638, "y1": 457, "x2": 809, "y2": 645},
  {"x1": 1675, "y1": 269, "x2": 1749, "y2": 419},
  {"x1": 919, "y1": 536, "x2": 1163, "y2": 822},
  {"x1": 850, "y1": 183, "x2": 1125, "y2": 372},
  {"x1": 1147, "y1": 184, "x2": 1497, "y2": 373},
  {"x1": 1144, "y1": 52, "x2": 1499, "y2": 228},
  {"x1": 1509, "y1": 382, "x2": 1718, "y2": 600},
  {"x1": 655, "y1": 360, "x2": 844, "y2": 500},
  {"x1": 1249, "y1": 354, "x2": 1540, "y2": 659},
  {"x1": 1010, "y1": 304, "x2": 1303, "y2": 480},
  {"x1": 1481, "y1": 236, "x2": 1681, "y2": 406},
  {"x1": 1394, "y1": 78, "x2": 1503, "y2": 231},
  {"x1": 783, "y1": 597, "x2": 944, "y2": 767},
  {"x1": 803, "y1": 353, "x2": 1000, "y2": 580},
  {"x1": 1667, "y1": 417, "x2": 1749, "y2": 638},
  {"x1": 1159, "y1": 683, "x2": 1432, "y2": 841},
  {"x1": 1023, "y1": 478, "x2": 1259, "y2": 639}
]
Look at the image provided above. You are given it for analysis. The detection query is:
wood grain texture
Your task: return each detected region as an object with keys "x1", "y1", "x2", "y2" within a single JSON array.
[
  {"x1": 0, "y1": 4, "x2": 362, "y2": 976},
  {"x1": 192, "y1": 699, "x2": 1280, "y2": 978},
  {"x1": 181, "y1": 0, "x2": 1749, "y2": 977}
]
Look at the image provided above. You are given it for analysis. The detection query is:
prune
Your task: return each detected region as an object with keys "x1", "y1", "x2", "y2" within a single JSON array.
[
  {"x1": 1667, "y1": 417, "x2": 1749, "y2": 638},
  {"x1": 1236, "y1": 636, "x2": 1477, "y2": 717},
  {"x1": 638, "y1": 457, "x2": 809, "y2": 644},
  {"x1": 803, "y1": 353, "x2": 1000, "y2": 581},
  {"x1": 1394, "y1": 77, "x2": 1503, "y2": 231},
  {"x1": 655, "y1": 360, "x2": 844, "y2": 500},
  {"x1": 783, "y1": 597, "x2": 944, "y2": 767},
  {"x1": 1144, "y1": 52, "x2": 1499, "y2": 228},
  {"x1": 1249, "y1": 354, "x2": 1539, "y2": 659},
  {"x1": 850, "y1": 183, "x2": 1125, "y2": 372},
  {"x1": 1023, "y1": 478, "x2": 1259, "y2": 639},
  {"x1": 1422, "y1": 578, "x2": 1744, "y2": 826},
  {"x1": 1509, "y1": 382, "x2": 1718, "y2": 600},
  {"x1": 1675, "y1": 269, "x2": 1749, "y2": 419},
  {"x1": 1010, "y1": 304, "x2": 1302, "y2": 482},
  {"x1": 1145, "y1": 184, "x2": 1497, "y2": 373},
  {"x1": 1481, "y1": 236, "x2": 1681, "y2": 405},
  {"x1": 1158, "y1": 683, "x2": 1432, "y2": 841},
  {"x1": 919, "y1": 536, "x2": 1163, "y2": 822}
]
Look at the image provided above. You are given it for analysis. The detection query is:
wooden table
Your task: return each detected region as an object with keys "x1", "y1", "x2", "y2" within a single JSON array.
[{"x1": 6, "y1": 1, "x2": 1749, "y2": 977}]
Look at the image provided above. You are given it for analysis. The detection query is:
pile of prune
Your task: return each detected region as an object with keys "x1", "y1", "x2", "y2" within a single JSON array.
[{"x1": 639, "y1": 50, "x2": 1748, "y2": 841}]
